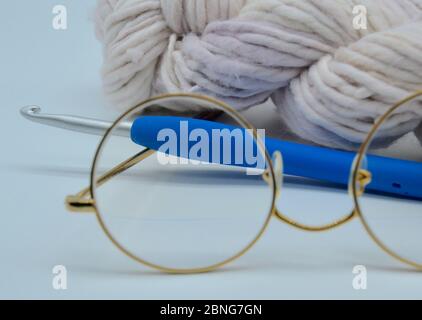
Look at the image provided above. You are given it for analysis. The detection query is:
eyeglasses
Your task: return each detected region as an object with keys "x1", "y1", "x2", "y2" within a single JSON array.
[{"x1": 21, "y1": 92, "x2": 422, "y2": 273}]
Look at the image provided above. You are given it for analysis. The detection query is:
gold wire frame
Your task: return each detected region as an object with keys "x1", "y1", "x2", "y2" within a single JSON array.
[
  {"x1": 351, "y1": 90, "x2": 422, "y2": 270},
  {"x1": 66, "y1": 91, "x2": 422, "y2": 273}
]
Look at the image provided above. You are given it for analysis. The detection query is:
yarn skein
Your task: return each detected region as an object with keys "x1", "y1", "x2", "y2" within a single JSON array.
[{"x1": 95, "y1": 0, "x2": 422, "y2": 150}]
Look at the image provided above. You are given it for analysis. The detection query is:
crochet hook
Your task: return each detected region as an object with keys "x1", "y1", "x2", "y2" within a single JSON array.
[{"x1": 21, "y1": 107, "x2": 422, "y2": 200}]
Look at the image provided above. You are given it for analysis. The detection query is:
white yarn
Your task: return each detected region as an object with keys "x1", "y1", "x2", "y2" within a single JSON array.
[
  {"x1": 95, "y1": 0, "x2": 246, "y2": 109},
  {"x1": 95, "y1": 0, "x2": 422, "y2": 149}
]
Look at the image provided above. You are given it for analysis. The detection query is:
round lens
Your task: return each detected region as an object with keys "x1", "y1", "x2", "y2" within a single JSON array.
[
  {"x1": 353, "y1": 92, "x2": 422, "y2": 267},
  {"x1": 91, "y1": 94, "x2": 276, "y2": 272}
]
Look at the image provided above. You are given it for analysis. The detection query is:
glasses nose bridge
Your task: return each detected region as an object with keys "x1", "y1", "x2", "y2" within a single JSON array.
[{"x1": 263, "y1": 152, "x2": 356, "y2": 232}]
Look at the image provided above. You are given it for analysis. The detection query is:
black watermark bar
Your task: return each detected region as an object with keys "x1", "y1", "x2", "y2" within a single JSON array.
[{"x1": 1, "y1": 300, "x2": 421, "y2": 318}]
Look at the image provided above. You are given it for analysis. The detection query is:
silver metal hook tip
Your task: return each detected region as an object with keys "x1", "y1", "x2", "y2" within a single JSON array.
[{"x1": 20, "y1": 106, "x2": 42, "y2": 118}]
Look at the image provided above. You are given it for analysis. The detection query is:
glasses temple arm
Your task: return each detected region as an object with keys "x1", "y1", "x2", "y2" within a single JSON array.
[
  {"x1": 66, "y1": 148, "x2": 156, "y2": 213},
  {"x1": 20, "y1": 106, "x2": 223, "y2": 212}
]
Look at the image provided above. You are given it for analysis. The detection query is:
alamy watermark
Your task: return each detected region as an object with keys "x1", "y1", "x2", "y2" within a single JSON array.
[
  {"x1": 352, "y1": 265, "x2": 367, "y2": 290},
  {"x1": 52, "y1": 265, "x2": 68, "y2": 290},
  {"x1": 155, "y1": 121, "x2": 267, "y2": 176},
  {"x1": 353, "y1": 5, "x2": 368, "y2": 30},
  {"x1": 52, "y1": 5, "x2": 67, "y2": 30}
]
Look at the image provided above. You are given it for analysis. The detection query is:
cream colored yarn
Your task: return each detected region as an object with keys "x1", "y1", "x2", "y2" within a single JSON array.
[
  {"x1": 95, "y1": 0, "x2": 422, "y2": 149},
  {"x1": 95, "y1": 0, "x2": 246, "y2": 109}
]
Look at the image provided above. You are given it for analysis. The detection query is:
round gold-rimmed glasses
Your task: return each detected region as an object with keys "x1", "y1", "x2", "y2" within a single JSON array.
[
  {"x1": 67, "y1": 93, "x2": 279, "y2": 274},
  {"x1": 60, "y1": 92, "x2": 422, "y2": 273}
]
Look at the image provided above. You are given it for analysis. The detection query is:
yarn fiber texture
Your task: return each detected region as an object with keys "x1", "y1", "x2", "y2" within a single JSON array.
[{"x1": 95, "y1": 0, "x2": 422, "y2": 150}]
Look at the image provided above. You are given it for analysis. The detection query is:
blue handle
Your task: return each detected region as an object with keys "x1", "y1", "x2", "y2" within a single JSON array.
[{"x1": 131, "y1": 116, "x2": 422, "y2": 200}]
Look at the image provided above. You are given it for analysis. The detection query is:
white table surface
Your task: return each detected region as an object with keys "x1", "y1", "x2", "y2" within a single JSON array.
[{"x1": 1, "y1": 0, "x2": 421, "y2": 300}]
